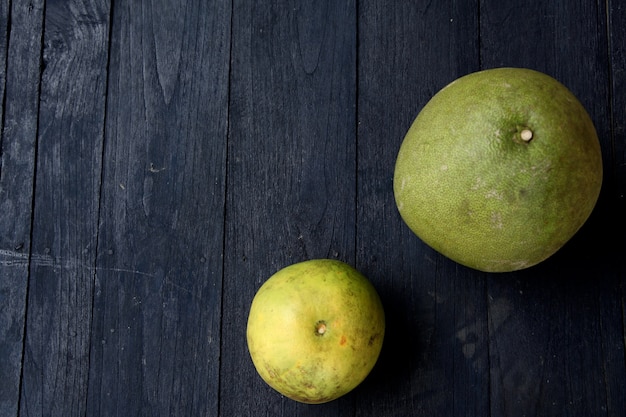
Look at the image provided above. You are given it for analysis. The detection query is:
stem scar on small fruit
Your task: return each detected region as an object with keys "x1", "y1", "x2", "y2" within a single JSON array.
[{"x1": 315, "y1": 321, "x2": 327, "y2": 336}]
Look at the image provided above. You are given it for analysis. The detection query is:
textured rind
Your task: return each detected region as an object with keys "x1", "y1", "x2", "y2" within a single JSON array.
[
  {"x1": 246, "y1": 259, "x2": 385, "y2": 403},
  {"x1": 393, "y1": 68, "x2": 603, "y2": 272}
]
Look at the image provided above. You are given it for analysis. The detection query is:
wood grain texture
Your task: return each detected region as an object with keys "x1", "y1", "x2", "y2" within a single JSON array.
[
  {"x1": 0, "y1": 0, "x2": 624, "y2": 416},
  {"x1": 0, "y1": 1, "x2": 44, "y2": 415},
  {"x1": 607, "y1": 0, "x2": 626, "y2": 414},
  {"x1": 87, "y1": 1, "x2": 231, "y2": 415},
  {"x1": 17, "y1": 1, "x2": 110, "y2": 416},
  {"x1": 609, "y1": 0, "x2": 626, "y2": 208},
  {"x1": 222, "y1": 0, "x2": 357, "y2": 415},
  {"x1": 481, "y1": 1, "x2": 626, "y2": 416},
  {"x1": 356, "y1": 1, "x2": 489, "y2": 415},
  {"x1": 0, "y1": 0, "x2": 6, "y2": 119},
  {"x1": 608, "y1": 0, "x2": 626, "y2": 228}
]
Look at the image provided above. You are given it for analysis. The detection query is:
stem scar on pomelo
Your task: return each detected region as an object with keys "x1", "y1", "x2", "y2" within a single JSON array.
[
  {"x1": 393, "y1": 67, "x2": 603, "y2": 273},
  {"x1": 246, "y1": 259, "x2": 385, "y2": 404}
]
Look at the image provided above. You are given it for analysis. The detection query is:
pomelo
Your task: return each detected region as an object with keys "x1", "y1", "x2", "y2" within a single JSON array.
[
  {"x1": 393, "y1": 67, "x2": 603, "y2": 272},
  {"x1": 246, "y1": 259, "x2": 385, "y2": 403}
]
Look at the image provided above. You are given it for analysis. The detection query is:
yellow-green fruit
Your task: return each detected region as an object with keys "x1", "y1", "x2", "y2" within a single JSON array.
[
  {"x1": 246, "y1": 259, "x2": 385, "y2": 404},
  {"x1": 394, "y1": 67, "x2": 603, "y2": 272}
]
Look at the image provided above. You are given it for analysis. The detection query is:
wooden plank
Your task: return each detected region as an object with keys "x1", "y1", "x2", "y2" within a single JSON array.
[
  {"x1": 356, "y1": 1, "x2": 488, "y2": 415},
  {"x1": 607, "y1": 0, "x2": 626, "y2": 415},
  {"x1": 480, "y1": 1, "x2": 626, "y2": 416},
  {"x1": 0, "y1": 1, "x2": 620, "y2": 416},
  {"x1": 15, "y1": 1, "x2": 110, "y2": 415},
  {"x1": 87, "y1": 1, "x2": 231, "y2": 415},
  {"x1": 0, "y1": 1, "x2": 44, "y2": 415},
  {"x1": 609, "y1": 0, "x2": 626, "y2": 205},
  {"x1": 0, "y1": 0, "x2": 7, "y2": 114},
  {"x1": 610, "y1": 0, "x2": 626, "y2": 209},
  {"x1": 221, "y1": 0, "x2": 357, "y2": 414}
]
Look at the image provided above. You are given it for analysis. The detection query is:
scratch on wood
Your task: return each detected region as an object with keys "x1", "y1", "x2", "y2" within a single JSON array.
[
  {"x1": 164, "y1": 276, "x2": 193, "y2": 295},
  {"x1": 0, "y1": 249, "x2": 156, "y2": 278}
]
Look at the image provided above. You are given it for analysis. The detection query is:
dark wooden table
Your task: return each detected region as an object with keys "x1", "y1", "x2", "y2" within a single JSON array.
[{"x1": 1, "y1": 0, "x2": 625, "y2": 416}]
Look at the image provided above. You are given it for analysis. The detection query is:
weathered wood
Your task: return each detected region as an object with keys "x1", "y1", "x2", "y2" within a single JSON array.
[
  {"x1": 607, "y1": 0, "x2": 626, "y2": 414},
  {"x1": 356, "y1": 1, "x2": 491, "y2": 416},
  {"x1": 0, "y1": 0, "x2": 624, "y2": 415},
  {"x1": 480, "y1": 1, "x2": 626, "y2": 416},
  {"x1": 608, "y1": 0, "x2": 626, "y2": 209},
  {"x1": 87, "y1": 1, "x2": 231, "y2": 415},
  {"x1": 609, "y1": 0, "x2": 626, "y2": 213},
  {"x1": 0, "y1": 1, "x2": 44, "y2": 415},
  {"x1": 222, "y1": 0, "x2": 358, "y2": 414},
  {"x1": 15, "y1": 1, "x2": 110, "y2": 416},
  {"x1": 0, "y1": 0, "x2": 7, "y2": 114}
]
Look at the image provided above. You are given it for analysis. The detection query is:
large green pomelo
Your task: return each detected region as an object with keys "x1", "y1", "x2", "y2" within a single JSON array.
[
  {"x1": 246, "y1": 259, "x2": 385, "y2": 404},
  {"x1": 393, "y1": 67, "x2": 603, "y2": 273}
]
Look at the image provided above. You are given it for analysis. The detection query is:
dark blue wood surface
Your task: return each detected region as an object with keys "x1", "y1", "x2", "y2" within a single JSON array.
[{"x1": 0, "y1": 0, "x2": 624, "y2": 416}]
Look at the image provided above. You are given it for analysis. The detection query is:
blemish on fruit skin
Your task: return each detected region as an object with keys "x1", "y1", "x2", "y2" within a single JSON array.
[
  {"x1": 491, "y1": 212, "x2": 503, "y2": 229},
  {"x1": 398, "y1": 177, "x2": 407, "y2": 192},
  {"x1": 265, "y1": 363, "x2": 279, "y2": 380},
  {"x1": 339, "y1": 335, "x2": 347, "y2": 346},
  {"x1": 368, "y1": 333, "x2": 380, "y2": 346},
  {"x1": 471, "y1": 177, "x2": 484, "y2": 190},
  {"x1": 485, "y1": 189, "x2": 502, "y2": 200}
]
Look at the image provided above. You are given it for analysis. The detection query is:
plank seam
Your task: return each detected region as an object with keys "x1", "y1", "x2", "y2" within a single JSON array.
[
  {"x1": 217, "y1": 1, "x2": 235, "y2": 416},
  {"x1": 84, "y1": 0, "x2": 115, "y2": 412},
  {"x1": 16, "y1": 0, "x2": 47, "y2": 415}
]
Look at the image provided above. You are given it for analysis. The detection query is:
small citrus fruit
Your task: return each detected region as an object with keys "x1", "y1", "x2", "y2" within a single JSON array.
[
  {"x1": 393, "y1": 67, "x2": 603, "y2": 272},
  {"x1": 246, "y1": 259, "x2": 385, "y2": 403}
]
